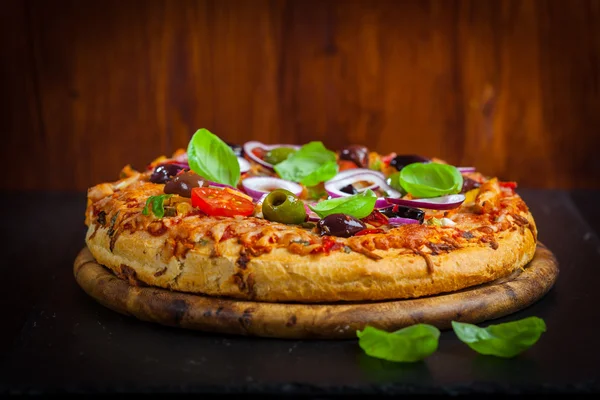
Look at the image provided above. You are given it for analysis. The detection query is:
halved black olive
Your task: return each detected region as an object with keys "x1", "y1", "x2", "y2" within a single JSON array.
[
  {"x1": 379, "y1": 205, "x2": 425, "y2": 223},
  {"x1": 164, "y1": 171, "x2": 206, "y2": 197},
  {"x1": 461, "y1": 177, "x2": 481, "y2": 193},
  {"x1": 389, "y1": 155, "x2": 430, "y2": 171},
  {"x1": 150, "y1": 164, "x2": 187, "y2": 184},
  {"x1": 340, "y1": 184, "x2": 358, "y2": 195},
  {"x1": 317, "y1": 214, "x2": 366, "y2": 238}
]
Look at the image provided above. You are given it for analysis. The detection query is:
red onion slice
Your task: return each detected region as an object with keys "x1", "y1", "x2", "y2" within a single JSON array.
[
  {"x1": 457, "y1": 167, "x2": 476, "y2": 173},
  {"x1": 385, "y1": 194, "x2": 466, "y2": 210},
  {"x1": 374, "y1": 198, "x2": 390, "y2": 208},
  {"x1": 242, "y1": 141, "x2": 301, "y2": 170},
  {"x1": 388, "y1": 217, "x2": 421, "y2": 226},
  {"x1": 304, "y1": 203, "x2": 321, "y2": 222},
  {"x1": 328, "y1": 168, "x2": 385, "y2": 182},
  {"x1": 238, "y1": 157, "x2": 250, "y2": 174},
  {"x1": 324, "y1": 172, "x2": 402, "y2": 199},
  {"x1": 241, "y1": 176, "x2": 303, "y2": 201}
]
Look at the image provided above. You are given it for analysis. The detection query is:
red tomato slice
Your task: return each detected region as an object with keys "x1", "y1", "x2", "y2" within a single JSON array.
[{"x1": 191, "y1": 187, "x2": 255, "y2": 217}]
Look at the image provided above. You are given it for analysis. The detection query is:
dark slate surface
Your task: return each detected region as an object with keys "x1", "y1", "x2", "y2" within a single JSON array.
[{"x1": 1, "y1": 189, "x2": 600, "y2": 396}]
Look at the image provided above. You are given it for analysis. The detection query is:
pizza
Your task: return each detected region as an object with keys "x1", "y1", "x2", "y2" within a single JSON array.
[{"x1": 83, "y1": 129, "x2": 537, "y2": 303}]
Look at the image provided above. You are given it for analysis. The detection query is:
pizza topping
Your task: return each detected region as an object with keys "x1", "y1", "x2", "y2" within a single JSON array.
[
  {"x1": 339, "y1": 145, "x2": 370, "y2": 168},
  {"x1": 242, "y1": 141, "x2": 302, "y2": 170},
  {"x1": 191, "y1": 187, "x2": 254, "y2": 217},
  {"x1": 460, "y1": 176, "x2": 481, "y2": 193},
  {"x1": 141, "y1": 194, "x2": 173, "y2": 218},
  {"x1": 388, "y1": 217, "x2": 420, "y2": 226},
  {"x1": 380, "y1": 205, "x2": 425, "y2": 224},
  {"x1": 187, "y1": 128, "x2": 240, "y2": 187},
  {"x1": 261, "y1": 189, "x2": 307, "y2": 225},
  {"x1": 242, "y1": 176, "x2": 303, "y2": 201},
  {"x1": 385, "y1": 171, "x2": 407, "y2": 196},
  {"x1": 264, "y1": 146, "x2": 297, "y2": 165},
  {"x1": 149, "y1": 163, "x2": 189, "y2": 184},
  {"x1": 389, "y1": 154, "x2": 430, "y2": 171},
  {"x1": 308, "y1": 189, "x2": 377, "y2": 219},
  {"x1": 398, "y1": 162, "x2": 463, "y2": 198},
  {"x1": 474, "y1": 178, "x2": 501, "y2": 214},
  {"x1": 386, "y1": 194, "x2": 465, "y2": 210},
  {"x1": 164, "y1": 171, "x2": 207, "y2": 197},
  {"x1": 360, "y1": 209, "x2": 390, "y2": 227},
  {"x1": 324, "y1": 171, "x2": 403, "y2": 200},
  {"x1": 317, "y1": 214, "x2": 366, "y2": 238},
  {"x1": 273, "y1": 141, "x2": 339, "y2": 186}
]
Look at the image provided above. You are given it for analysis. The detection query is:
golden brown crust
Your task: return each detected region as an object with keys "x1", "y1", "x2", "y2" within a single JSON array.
[
  {"x1": 87, "y1": 222, "x2": 536, "y2": 302},
  {"x1": 84, "y1": 172, "x2": 538, "y2": 302}
]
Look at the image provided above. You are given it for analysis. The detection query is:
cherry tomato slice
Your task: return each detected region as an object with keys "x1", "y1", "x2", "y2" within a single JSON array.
[{"x1": 191, "y1": 187, "x2": 254, "y2": 217}]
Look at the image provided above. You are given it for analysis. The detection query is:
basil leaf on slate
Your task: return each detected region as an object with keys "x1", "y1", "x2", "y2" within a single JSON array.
[
  {"x1": 187, "y1": 128, "x2": 240, "y2": 187},
  {"x1": 451, "y1": 317, "x2": 546, "y2": 358},
  {"x1": 357, "y1": 324, "x2": 441, "y2": 362}
]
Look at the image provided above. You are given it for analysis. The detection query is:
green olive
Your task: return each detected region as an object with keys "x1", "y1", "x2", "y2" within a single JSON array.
[
  {"x1": 264, "y1": 147, "x2": 297, "y2": 165},
  {"x1": 262, "y1": 189, "x2": 307, "y2": 225}
]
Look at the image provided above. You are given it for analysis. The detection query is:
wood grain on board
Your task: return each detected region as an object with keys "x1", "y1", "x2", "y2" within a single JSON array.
[
  {"x1": 3, "y1": 0, "x2": 600, "y2": 190},
  {"x1": 73, "y1": 244, "x2": 559, "y2": 339}
]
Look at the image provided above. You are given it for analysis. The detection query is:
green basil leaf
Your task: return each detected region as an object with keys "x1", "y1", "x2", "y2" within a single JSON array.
[
  {"x1": 386, "y1": 171, "x2": 407, "y2": 195},
  {"x1": 308, "y1": 189, "x2": 377, "y2": 219},
  {"x1": 142, "y1": 194, "x2": 173, "y2": 219},
  {"x1": 187, "y1": 128, "x2": 240, "y2": 187},
  {"x1": 274, "y1": 141, "x2": 338, "y2": 186},
  {"x1": 300, "y1": 161, "x2": 338, "y2": 187},
  {"x1": 399, "y1": 162, "x2": 463, "y2": 198},
  {"x1": 451, "y1": 317, "x2": 546, "y2": 358},
  {"x1": 357, "y1": 324, "x2": 440, "y2": 362}
]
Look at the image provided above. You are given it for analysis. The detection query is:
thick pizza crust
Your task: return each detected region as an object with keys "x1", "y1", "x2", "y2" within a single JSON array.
[{"x1": 86, "y1": 216, "x2": 536, "y2": 303}]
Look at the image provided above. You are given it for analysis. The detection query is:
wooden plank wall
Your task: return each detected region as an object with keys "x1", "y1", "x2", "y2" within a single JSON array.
[{"x1": 3, "y1": 0, "x2": 599, "y2": 191}]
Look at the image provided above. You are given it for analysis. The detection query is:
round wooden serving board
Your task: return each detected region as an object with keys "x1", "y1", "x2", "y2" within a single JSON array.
[{"x1": 73, "y1": 244, "x2": 559, "y2": 339}]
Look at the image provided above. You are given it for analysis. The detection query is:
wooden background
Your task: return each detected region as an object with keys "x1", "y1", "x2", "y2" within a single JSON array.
[{"x1": 2, "y1": 0, "x2": 599, "y2": 191}]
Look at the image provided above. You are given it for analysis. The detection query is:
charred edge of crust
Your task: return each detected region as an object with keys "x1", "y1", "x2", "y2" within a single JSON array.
[
  {"x1": 238, "y1": 307, "x2": 254, "y2": 332},
  {"x1": 116, "y1": 264, "x2": 146, "y2": 287}
]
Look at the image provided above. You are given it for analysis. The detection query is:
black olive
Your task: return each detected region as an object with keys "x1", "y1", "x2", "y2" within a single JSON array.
[
  {"x1": 339, "y1": 145, "x2": 369, "y2": 168},
  {"x1": 380, "y1": 205, "x2": 424, "y2": 223},
  {"x1": 317, "y1": 213, "x2": 366, "y2": 238},
  {"x1": 389, "y1": 155, "x2": 430, "y2": 171},
  {"x1": 340, "y1": 184, "x2": 358, "y2": 195},
  {"x1": 226, "y1": 142, "x2": 243, "y2": 157},
  {"x1": 164, "y1": 171, "x2": 206, "y2": 197},
  {"x1": 461, "y1": 177, "x2": 481, "y2": 193},
  {"x1": 150, "y1": 164, "x2": 187, "y2": 184}
]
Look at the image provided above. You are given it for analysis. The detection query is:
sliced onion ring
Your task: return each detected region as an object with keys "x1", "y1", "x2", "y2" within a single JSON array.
[
  {"x1": 325, "y1": 172, "x2": 402, "y2": 199},
  {"x1": 388, "y1": 217, "x2": 420, "y2": 226},
  {"x1": 242, "y1": 141, "x2": 301, "y2": 170},
  {"x1": 241, "y1": 176, "x2": 303, "y2": 201},
  {"x1": 374, "y1": 198, "x2": 390, "y2": 208},
  {"x1": 238, "y1": 157, "x2": 250, "y2": 174},
  {"x1": 304, "y1": 203, "x2": 320, "y2": 222},
  {"x1": 327, "y1": 168, "x2": 385, "y2": 182},
  {"x1": 457, "y1": 167, "x2": 476, "y2": 173},
  {"x1": 385, "y1": 194, "x2": 465, "y2": 210}
]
